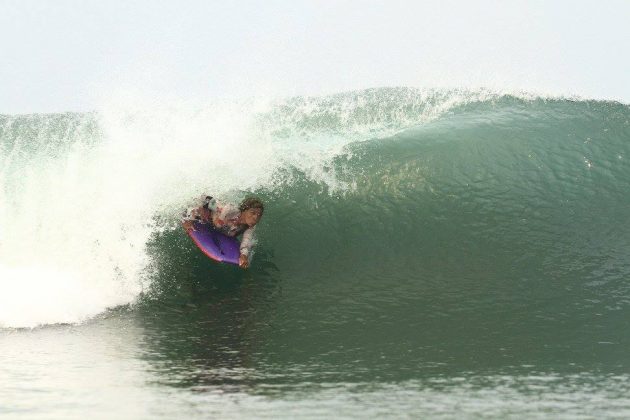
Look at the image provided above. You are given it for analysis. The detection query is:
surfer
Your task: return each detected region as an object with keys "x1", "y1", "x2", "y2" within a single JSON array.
[{"x1": 182, "y1": 196, "x2": 264, "y2": 268}]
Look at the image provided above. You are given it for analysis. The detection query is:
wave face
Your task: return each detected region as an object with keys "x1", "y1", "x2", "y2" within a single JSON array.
[{"x1": 1, "y1": 88, "x2": 629, "y2": 329}]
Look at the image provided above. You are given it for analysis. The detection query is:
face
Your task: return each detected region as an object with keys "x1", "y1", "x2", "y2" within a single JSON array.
[{"x1": 242, "y1": 208, "x2": 263, "y2": 226}]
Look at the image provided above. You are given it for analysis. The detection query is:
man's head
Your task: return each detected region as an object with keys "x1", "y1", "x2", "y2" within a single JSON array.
[{"x1": 239, "y1": 197, "x2": 264, "y2": 226}]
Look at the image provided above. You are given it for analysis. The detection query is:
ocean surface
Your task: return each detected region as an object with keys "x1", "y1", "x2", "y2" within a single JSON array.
[{"x1": 1, "y1": 88, "x2": 630, "y2": 418}]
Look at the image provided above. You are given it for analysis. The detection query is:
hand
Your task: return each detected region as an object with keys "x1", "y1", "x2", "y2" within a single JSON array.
[
  {"x1": 239, "y1": 254, "x2": 249, "y2": 269},
  {"x1": 182, "y1": 220, "x2": 196, "y2": 232}
]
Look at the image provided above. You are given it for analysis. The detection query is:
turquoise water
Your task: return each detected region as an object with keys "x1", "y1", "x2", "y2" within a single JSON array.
[{"x1": 1, "y1": 89, "x2": 630, "y2": 417}]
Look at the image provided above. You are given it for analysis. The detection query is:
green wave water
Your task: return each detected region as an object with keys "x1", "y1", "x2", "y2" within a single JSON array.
[
  {"x1": 146, "y1": 94, "x2": 630, "y2": 374},
  {"x1": 2, "y1": 89, "x2": 630, "y2": 417}
]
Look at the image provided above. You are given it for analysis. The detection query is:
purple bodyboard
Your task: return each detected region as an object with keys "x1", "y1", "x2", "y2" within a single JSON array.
[{"x1": 187, "y1": 222, "x2": 240, "y2": 265}]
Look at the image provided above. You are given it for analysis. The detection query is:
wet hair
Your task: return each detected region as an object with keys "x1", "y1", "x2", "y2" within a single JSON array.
[{"x1": 239, "y1": 197, "x2": 264, "y2": 215}]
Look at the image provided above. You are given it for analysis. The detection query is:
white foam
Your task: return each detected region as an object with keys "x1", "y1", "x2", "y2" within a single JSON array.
[
  {"x1": 0, "y1": 265, "x2": 134, "y2": 328},
  {"x1": 0, "y1": 95, "x2": 349, "y2": 328}
]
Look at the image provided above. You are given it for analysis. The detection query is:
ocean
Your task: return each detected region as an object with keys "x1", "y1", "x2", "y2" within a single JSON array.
[{"x1": 1, "y1": 87, "x2": 630, "y2": 418}]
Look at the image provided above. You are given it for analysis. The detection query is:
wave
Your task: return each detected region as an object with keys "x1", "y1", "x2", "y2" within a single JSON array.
[{"x1": 1, "y1": 88, "x2": 629, "y2": 328}]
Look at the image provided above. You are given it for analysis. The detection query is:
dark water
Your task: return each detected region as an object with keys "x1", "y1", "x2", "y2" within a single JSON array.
[{"x1": 2, "y1": 90, "x2": 630, "y2": 417}]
